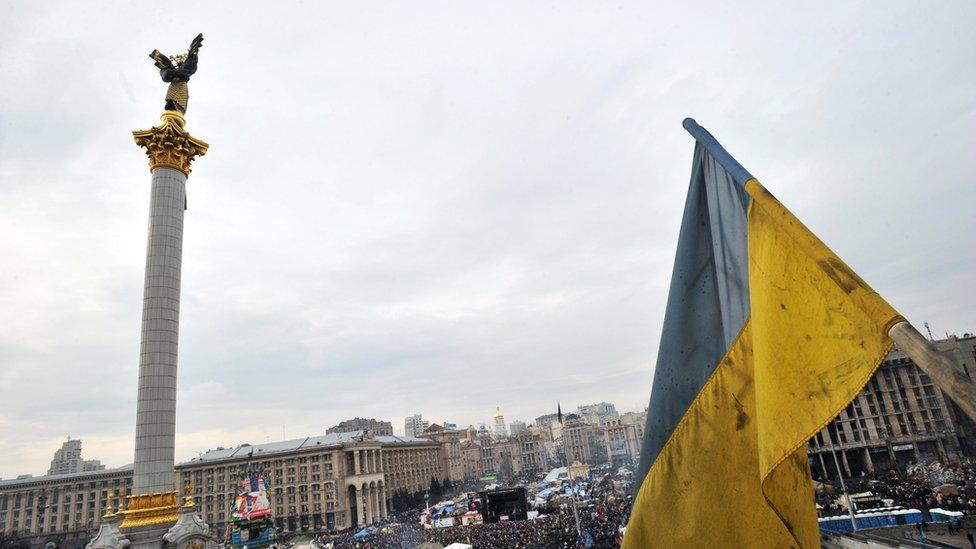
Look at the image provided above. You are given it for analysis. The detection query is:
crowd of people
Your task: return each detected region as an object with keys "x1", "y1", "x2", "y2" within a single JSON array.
[
  {"x1": 869, "y1": 461, "x2": 976, "y2": 512},
  {"x1": 817, "y1": 459, "x2": 976, "y2": 516},
  {"x1": 314, "y1": 491, "x2": 631, "y2": 548}
]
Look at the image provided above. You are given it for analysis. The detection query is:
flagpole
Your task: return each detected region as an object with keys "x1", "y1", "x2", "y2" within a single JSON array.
[
  {"x1": 825, "y1": 432, "x2": 858, "y2": 532},
  {"x1": 888, "y1": 321, "x2": 976, "y2": 425}
]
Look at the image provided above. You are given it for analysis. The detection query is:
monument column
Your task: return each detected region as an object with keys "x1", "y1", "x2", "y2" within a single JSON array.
[
  {"x1": 91, "y1": 33, "x2": 211, "y2": 549},
  {"x1": 134, "y1": 160, "x2": 186, "y2": 495},
  {"x1": 121, "y1": 111, "x2": 207, "y2": 533}
]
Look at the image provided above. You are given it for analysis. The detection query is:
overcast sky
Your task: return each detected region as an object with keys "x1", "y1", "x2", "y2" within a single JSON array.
[{"x1": 1, "y1": 2, "x2": 974, "y2": 478}]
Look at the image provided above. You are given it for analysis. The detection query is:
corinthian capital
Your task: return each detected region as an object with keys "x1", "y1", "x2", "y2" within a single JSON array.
[{"x1": 133, "y1": 110, "x2": 208, "y2": 176}]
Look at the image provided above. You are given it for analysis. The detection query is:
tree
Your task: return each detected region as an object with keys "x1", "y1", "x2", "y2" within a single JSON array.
[
  {"x1": 429, "y1": 476, "x2": 442, "y2": 500},
  {"x1": 442, "y1": 477, "x2": 453, "y2": 495}
]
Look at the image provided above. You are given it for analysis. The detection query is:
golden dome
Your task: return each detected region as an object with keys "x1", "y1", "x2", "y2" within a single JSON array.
[{"x1": 493, "y1": 407, "x2": 504, "y2": 420}]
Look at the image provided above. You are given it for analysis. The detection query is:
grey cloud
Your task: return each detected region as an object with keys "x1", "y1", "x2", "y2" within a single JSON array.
[{"x1": 1, "y1": 1, "x2": 974, "y2": 477}]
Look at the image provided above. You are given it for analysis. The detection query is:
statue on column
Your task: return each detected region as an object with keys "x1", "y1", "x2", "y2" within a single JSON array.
[{"x1": 149, "y1": 33, "x2": 204, "y2": 114}]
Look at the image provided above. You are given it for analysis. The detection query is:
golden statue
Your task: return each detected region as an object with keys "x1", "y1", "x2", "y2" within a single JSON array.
[
  {"x1": 183, "y1": 480, "x2": 195, "y2": 508},
  {"x1": 150, "y1": 34, "x2": 203, "y2": 114}
]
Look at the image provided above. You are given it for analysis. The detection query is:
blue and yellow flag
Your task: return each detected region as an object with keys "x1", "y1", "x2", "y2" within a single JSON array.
[{"x1": 625, "y1": 119, "x2": 903, "y2": 548}]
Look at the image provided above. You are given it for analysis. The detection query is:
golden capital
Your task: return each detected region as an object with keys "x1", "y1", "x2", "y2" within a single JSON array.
[{"x1": 133, "y1": 110, "x2": 209, "y2": 176}]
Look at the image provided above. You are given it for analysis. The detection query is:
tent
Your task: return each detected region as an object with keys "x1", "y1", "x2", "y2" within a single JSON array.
[{"x1": 444, "y1": 544, "x2": 473, "y2": 549}]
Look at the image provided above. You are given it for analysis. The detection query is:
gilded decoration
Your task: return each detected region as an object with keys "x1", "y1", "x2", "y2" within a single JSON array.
[
  {"x1": 183, "y1": 480, "x2": 195, "y2": 508},
  {"x1": 119, "y1": 490, "x2": 181, "y2": 529},
  {"x1": 133, "y1": 110, "x2": 209, "y2": 176}
]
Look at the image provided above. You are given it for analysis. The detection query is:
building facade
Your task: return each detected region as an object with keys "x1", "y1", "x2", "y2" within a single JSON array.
[
  {"x1": 1, "y1": 430, "x2": 450, "y2": 544},
  {"x1": 808, "y1": 334, "x2": 976, "y2": 478},
  {"x1": 604, "y1": 411, "x2": 646, "y2": 467},
  {"x1": 177, "y1": 431, "x2": 444, "y2": 534},
  {"x1": 0, "y1": 465, "x2": 132, "y2": 545},
  {"x1": 577, "y1": 402, "x2": 619, "y2": 426},
  {"x1": 404, "y1": 414, "x2": 429, "y2": 438},
  {"x1": 420, "y1": 425, "x2": 464, "y2": 484},
  {"x1": 509, "y1": 420, "x2": 527, "y2": 437},
  {"x1": 460, "y1": 440, "x2": 485, "y2": 481},
  {"x1": 562, "y1": 418, "x2": 607, "y2": 466},
  {"x1": 504, "y1": 430, "x2": 549, "y2": 477},
  {"x1": 46, "y1": 440, "x2": 104, "y2": 476},
  {"x1": 326, "y1": 418, "x2": 393, "y2": 437}
]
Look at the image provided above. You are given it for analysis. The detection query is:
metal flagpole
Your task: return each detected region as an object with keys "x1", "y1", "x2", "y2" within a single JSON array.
[
  {"x1": 561, "y1": 418, "x2": 584, "y2": 544},
  {"x1": 889, "y1": 321, "x2": 976, "y2": 424},
  {"x1": 825, "y1": 429, "x2": 858, "y2": 532}
]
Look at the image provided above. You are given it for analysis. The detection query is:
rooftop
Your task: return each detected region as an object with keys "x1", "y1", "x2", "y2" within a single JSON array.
[
  {"x1": 180, "y1": 431, "x2": 434, "y2": 465},
  {"x1": 0, "y1": 464, "x2": 133, "y2": 489}
]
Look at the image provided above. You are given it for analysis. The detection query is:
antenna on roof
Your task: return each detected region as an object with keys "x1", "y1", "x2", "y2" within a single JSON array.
[{"x1": 924, "y1": 322, "x2": 934, "y2": 341}]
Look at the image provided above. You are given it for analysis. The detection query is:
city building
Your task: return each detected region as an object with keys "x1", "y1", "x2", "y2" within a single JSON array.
[
  {"x1": 505, "y1": 430, "x2": 550, "y2": 477},
  {"x1": 604, "y1": 411, "x2": 646, "y2": 467},
  {"x1": 46, "y1": 439, "x2": 105, "y2": 476},
  {"x1": 577, "y1": 402, "x2": 619, "y2": 426},
  {"x1": 83, "y1": 461, "x2": 106, "y2": 473},
  {"x1": 562, "y1": 417, "x2": 607, "y2": 466},
  {"x1": 460, "y1": 439, "x2": 485, "y2": 481},
  {"x1": 420, "y1": 424, "x2": 464, "y2": 484},
  {"x1": 404, "y1": 414, "x2": 429, "y2": 438},
  {"x1": 326, "y1": 418, "x2": 393, "y2": 437},
  {"x1": 178, "y1": 430, "x2": 444, "y2": 533},
  {"x1": 0, "y1": 465, "x2": 133, "y2": 544},
  {"x1": 47, "y1": 440, "x2": 82, "y2": 476},
  {"x1": 2, "y1": 429, "x2": 450, "y2": 542},
  {"x1": 808, "y1": 334, "x2": 976, "y2": 478},
  {"x1": 509, "y1": 420, "x2": 527, "y2": 437},
  {"x1": 468, "y1": 431, "x2": 550, "y2": 481},
  {"x1": 493, "y1": 407, "x2": 507, "y2": 438},
  {"x1": 534, "y1": 413, "x2": 560, "y2": 428}
]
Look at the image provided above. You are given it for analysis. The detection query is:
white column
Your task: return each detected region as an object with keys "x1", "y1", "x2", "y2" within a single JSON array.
[
  {"x1": 370, "y1": 485, "x2": 378, "y2": 522},
  {"x1": 378, "y1": 484, "x2": 387, "y2": 519},
  {"x1": 355, "y1": 487, "x2": 365, "y2": 527},
  {"x1": 133, "y1": 166, "x2": 185, "y2": 495},
  {"x1": 362, "y1": 485, "x2": 372, "y2": 525}
]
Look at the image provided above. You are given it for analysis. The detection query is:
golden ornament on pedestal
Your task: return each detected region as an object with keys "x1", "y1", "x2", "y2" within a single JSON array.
[{"x1": 119, "y1": 490, "x2": 181, "y2": 529}]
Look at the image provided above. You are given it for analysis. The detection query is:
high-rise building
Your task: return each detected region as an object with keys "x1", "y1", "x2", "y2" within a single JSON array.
[
  {"x1": 47, "y1": 439, "x2": 83, "y2": 475},
  {"x1": 577, "y1": 402, "x2": 619, "y2": 426},
  {"x1": 808, "y1": 334, "x2": 976, "y2": 478},
  {"x1": 404, "y1": 414, "x2": 429, "y2": 438},
  {"x1": 46, "y1": 439, "x2": 106, "y2": 476},
  {"x1": 327, "y1": 418, "x2": 393, "y2": 437},
  {"x1": 509, "y1": 420, "x2": 527, "y2": 436},
  {"x1": 493, "y1": 407, "x2": 507, "y2": 438}
]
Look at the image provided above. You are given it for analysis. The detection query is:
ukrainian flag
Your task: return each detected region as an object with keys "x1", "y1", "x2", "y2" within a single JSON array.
[{"x1": 625, "y1": 119, "x2": 903, "y2": 548}]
